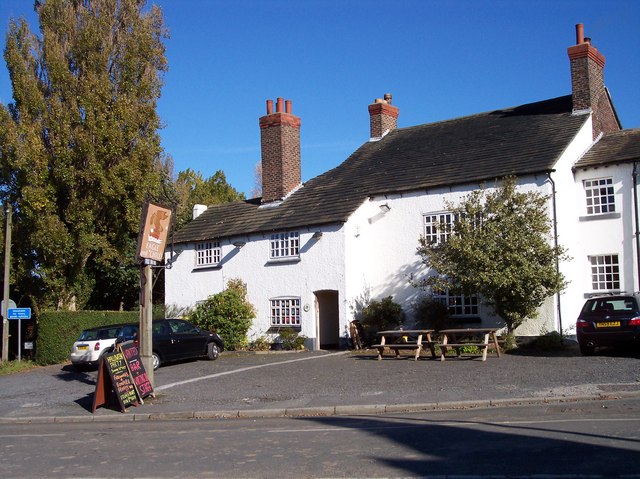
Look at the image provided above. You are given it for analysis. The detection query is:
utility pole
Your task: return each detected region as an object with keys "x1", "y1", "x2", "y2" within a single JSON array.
[{"x1": 2, "y1": 203, "x2": 11, "y2": 362}]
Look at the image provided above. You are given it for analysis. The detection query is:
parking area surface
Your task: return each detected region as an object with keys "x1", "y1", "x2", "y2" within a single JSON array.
[{"x1": 1, "y1": 345, "x2": 639, "y2": 421}]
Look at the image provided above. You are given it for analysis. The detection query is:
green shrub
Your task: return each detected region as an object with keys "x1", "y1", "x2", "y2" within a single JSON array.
[
  {"x1": 36, "y1": 310, "x2": 138, "y2": 365},
  {"x1": 414, "y1": 296, "x2": 452, "y2": 331},
  {"x1": 277, "y1": 328, "x2": 306, "y2": 350},
  {"x1": 189, "y1": 279, "x2": 256, "y2": 350},
  {"x1": 250, "y1": 335, "x2": 272, "y2": 351},
  {"x1": 360, "y1": 296, "x2": 404, "y2": 344}
]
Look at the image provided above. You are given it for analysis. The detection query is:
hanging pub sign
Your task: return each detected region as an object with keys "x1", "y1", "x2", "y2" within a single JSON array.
[{"x1": 137, "y1": 202, "x2": 172, "y2": 262}]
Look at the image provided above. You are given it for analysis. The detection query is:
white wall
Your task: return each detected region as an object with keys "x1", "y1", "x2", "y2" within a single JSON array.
[{"x1": 165, "y1": 223, "x2": 346, "y2": 344}]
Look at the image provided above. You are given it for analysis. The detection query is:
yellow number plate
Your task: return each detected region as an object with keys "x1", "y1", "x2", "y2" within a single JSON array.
[
  {"x1": 596, "y1": 321, "x2": 620, "y2": 328},
  {"x1": 77, "y1": 345, "x2": 89, "y2": 350}
]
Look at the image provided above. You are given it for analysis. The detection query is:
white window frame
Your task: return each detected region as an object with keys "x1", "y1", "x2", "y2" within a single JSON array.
[
  {"x1": 584, "y1": 177, "x2": 615, "y2": 215},
  {"x1": 423, "y1": 212, "x2": 456, "y2": 245},
  {"x1": 433, "y1": 290, "x2": 479, "y2": 317},
  {"x1": 589, "y1": 254, "x2": 620, "y2": 291},
  {"x1": 195, "y1": 241, "x2": 221, "y2": 267},
  {"x1": 270, "y1": 232, "x2": 300, "y2": 259},
  {"x1": 270, "y1": 297, "x2": 301, "y2": 327}
]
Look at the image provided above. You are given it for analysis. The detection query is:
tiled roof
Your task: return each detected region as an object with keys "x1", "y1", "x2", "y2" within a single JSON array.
[
  {"x1": 574, "y1": 129, "x2": 640, "y2": 169},
  {"x1": 172, "y1": 95, "x2": 588, "y2": 244}
]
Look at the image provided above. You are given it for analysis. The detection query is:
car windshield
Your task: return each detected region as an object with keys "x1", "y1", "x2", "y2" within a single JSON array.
[{"x1": 582, "y1": 297, "x2": 638, "y2": 315}]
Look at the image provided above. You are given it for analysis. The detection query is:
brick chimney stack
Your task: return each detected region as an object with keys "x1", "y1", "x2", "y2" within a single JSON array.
[
  {"x1": 368, "y1": 93, "x2": 399, "y2": 139},
  {"x1": 259, "y1": 97, "x2": 301, "y2": 203},
  {"x1": 567, "y1": 23, "x2": 619, "y2": 139}
]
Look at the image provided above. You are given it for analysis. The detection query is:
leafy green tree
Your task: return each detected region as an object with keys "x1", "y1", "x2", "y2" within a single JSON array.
[
  {"x1": 0, "y1": 0, "x2": 168, "y2": 310},
  {"x1": 416, "y1": 177, "x2": 567, "y2": 335},
  {"x1": 172, "y1": 168, "x2": 244, "y2": 230}
]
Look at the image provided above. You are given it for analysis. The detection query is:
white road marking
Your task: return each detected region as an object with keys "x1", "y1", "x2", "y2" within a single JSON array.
[{"x1": 155, "y1": 351, "x2": 348, "y2": 391}]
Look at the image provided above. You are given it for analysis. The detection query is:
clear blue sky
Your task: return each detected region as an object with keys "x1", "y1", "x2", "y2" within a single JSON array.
[{"x1": 1, "y1": 0, "x2": 639, "y2": 197}]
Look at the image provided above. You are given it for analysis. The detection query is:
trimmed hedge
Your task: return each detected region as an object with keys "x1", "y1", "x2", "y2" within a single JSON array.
[{"x1": 36, "y1": 311, "x2": 138, "y2": 365}]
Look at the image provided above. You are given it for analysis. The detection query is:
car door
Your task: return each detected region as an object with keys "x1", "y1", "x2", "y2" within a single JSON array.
[
  {"x1": 166, "y1": 319, "x2": 206, "y2": 359},
  {"x1": 152, "y1": 320, "x2": 179, "y2": 360}
]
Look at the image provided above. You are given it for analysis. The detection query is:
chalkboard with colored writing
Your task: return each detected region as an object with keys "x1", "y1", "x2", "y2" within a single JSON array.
[
  {"x1": 92, "y1": 350, "x2": 138, "y2": 413},
  {"x1": 119, "y1": 341, "x2": 154, "y2": 400}
]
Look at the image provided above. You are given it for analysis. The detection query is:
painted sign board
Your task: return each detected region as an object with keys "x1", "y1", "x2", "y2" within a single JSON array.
[{"x1": 136, "y1": 202, "x2": 172, "y2": 262}]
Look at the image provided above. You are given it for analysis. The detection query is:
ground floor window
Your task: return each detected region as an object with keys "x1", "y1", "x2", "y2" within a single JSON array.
[
  {"x1": 433, "y1": 290, "x2": 478, "y2": 316},
  {"x1": 589, "y1": 254, "x2": 620, "y2": 291},
  {"x1": 270, "y1": 297, "x2": 301, "y2": 326}
]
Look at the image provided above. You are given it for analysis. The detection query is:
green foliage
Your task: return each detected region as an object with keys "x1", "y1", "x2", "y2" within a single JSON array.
[
  {"x1": 414, "y1": 296, "x2": 452, "y2": 331},
  {"x1": 171, "y1": 169, "x2": 245, "y2": 231},
  {"x1": 416, "y1": 177, "x2": 567, "y2": 333},
  {"x1": 35, "y1": 310, "x2": 138, "y2": 365},
  {"x1": 249, "y1": 335, "x2": 272, "y2": 351},
  {"x1": 189, "y1": 279, "x2": 256, "y2": 350},
  {"x1": 277, "y1": 328, "x2": 307, "y2": 350},
  {"x1": 0, "y1": 0, "x2": 169, "y2": 311},
  {"x1": 360, "y1": 296, "x2": 404, "y2": 343},
  {"x1": 0, "y1": 360, "x2": 38, "y2": 376}
]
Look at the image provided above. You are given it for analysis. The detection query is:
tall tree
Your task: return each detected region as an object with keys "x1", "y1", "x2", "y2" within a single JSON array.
[
  {"x1": 172, "y1": 168, "x2": 244, "y2": 231},
  {"x1": 416, "y1": 177, "x2": 567, "y2": 336},
  {"x1": 0, "y1": 0, "x2": 168, "y2": 311}
]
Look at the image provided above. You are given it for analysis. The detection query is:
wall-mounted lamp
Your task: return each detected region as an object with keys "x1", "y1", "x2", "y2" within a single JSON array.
[
  {"x1": 312, "y1": 231, "x2": 323, "y2": 240},
  {"x1": 232, "y1": 241, "x2": 246, "y2": 249},
  {"x1": 379, "y1": 204, "x2": 391, "y2": 213}
]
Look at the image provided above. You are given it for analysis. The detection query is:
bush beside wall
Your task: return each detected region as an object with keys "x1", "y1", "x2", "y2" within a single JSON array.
[{"x1": 36, "y1": 311, "x2": 139, "y2": 365}]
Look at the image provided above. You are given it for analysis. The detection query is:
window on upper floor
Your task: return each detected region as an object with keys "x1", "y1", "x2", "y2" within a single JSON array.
[
  {"x1": 433, "y1": 289, "x2": 479, "y2": 317},
  {"x1": 589, "y1": 254, "x2": 620, "y2": 291},
  {"x1": 270, "y1": 297, "x2": 301, "y2": 327},
  {"x1": 270, "y1": 232, "x2": 299, "y2": 259},
  {"x1": 423, "y1": 212, "x2": 456, "y2": 245},
  {"x1": 196, "y1": 241, "x2": 221, "y2": 267},
  {"x1": 584, "y1": 178, "x2": 615, "y2": 215}
]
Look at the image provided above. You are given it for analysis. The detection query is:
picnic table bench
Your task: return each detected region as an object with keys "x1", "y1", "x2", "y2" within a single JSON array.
[
  {"x1": 436, "y1": 328, "x2": 502, "y2": 361},
  {"x1": 371, "y1": 329, "x2": 436, "y2": 360}
]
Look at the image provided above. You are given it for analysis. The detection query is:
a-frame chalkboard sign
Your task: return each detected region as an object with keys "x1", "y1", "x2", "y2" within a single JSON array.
[
  {"x1": 119, "y1": 340, "x2": 154, "y2": 401},
  {"x1": 92, "y1": 349, "x2": 139, "y2": 413},
  {"x1": 92, "y1": 340, "x2": 155, "y2": 413}
]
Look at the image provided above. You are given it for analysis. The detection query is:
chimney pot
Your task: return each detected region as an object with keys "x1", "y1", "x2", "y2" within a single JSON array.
[
  {"x1": 276, "y1": 97, "x2": 284, "y2": 113},
  {"x1": 266, "y1": 99, "x2": 273, "y2": 115},
  {"x1": 575, "y1": 23, "x2": 584, "y2": 44},
  {"x1": 383, "y1": 93, "x2": 392, "y2": 105},
  {"x1": 285, "y1": 99, "x2": 292, "y2": 114}
]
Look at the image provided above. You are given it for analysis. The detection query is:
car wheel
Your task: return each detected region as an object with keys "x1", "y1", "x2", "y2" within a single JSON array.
[
  {"x1": 579, "y1": 342, "x2": 595, "y2": 356},
  {"x1": 152, "y1": 352, "x2": 161, "y2": 370},
  {"x1": 207, "y1": 342, "x2": 220, "y2": 360}
]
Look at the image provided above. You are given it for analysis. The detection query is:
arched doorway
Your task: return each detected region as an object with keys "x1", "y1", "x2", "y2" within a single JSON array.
[{"x1": 314, "y1": 290, "x2": 339, "y2": 350}]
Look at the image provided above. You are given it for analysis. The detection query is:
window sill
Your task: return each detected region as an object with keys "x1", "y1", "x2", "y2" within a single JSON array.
[
  {"x1": 266, "y1": 257, "x2": 301, "y2": 265},
  {"x1": 268, "y1": 326, "x2": 302, "y2": 333},
  {"x1": 192, "y1": 264, "x2": 221, "y2": 271},
  {"x1": 579, "y1": 212, "x2": 620, "y2": 222}
]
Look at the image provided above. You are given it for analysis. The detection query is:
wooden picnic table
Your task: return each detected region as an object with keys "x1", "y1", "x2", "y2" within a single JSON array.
[
  {"x1": 372, "y1": 329, "x2": 436, "y2": 360},
  {"x1": 436, "y1": 328, "x2": 502, "y2": 361}
]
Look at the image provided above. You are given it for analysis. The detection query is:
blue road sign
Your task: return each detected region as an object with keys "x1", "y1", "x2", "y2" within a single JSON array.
[{"x1": 7, "y1": 308, "x2": 31, "y2": 320}]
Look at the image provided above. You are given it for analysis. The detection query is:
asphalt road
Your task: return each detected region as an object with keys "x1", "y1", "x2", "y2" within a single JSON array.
[{"x1": 1, "y1": 397, "x2": 639, "y2": 478}]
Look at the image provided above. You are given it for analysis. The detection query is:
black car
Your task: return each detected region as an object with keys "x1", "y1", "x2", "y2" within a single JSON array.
[
  {"x1": 576, "y1": 294, "x2": 640, "y2": 355},
  {"x1": 118, "y1": 319, "x2": 224, "y2": 370}
]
